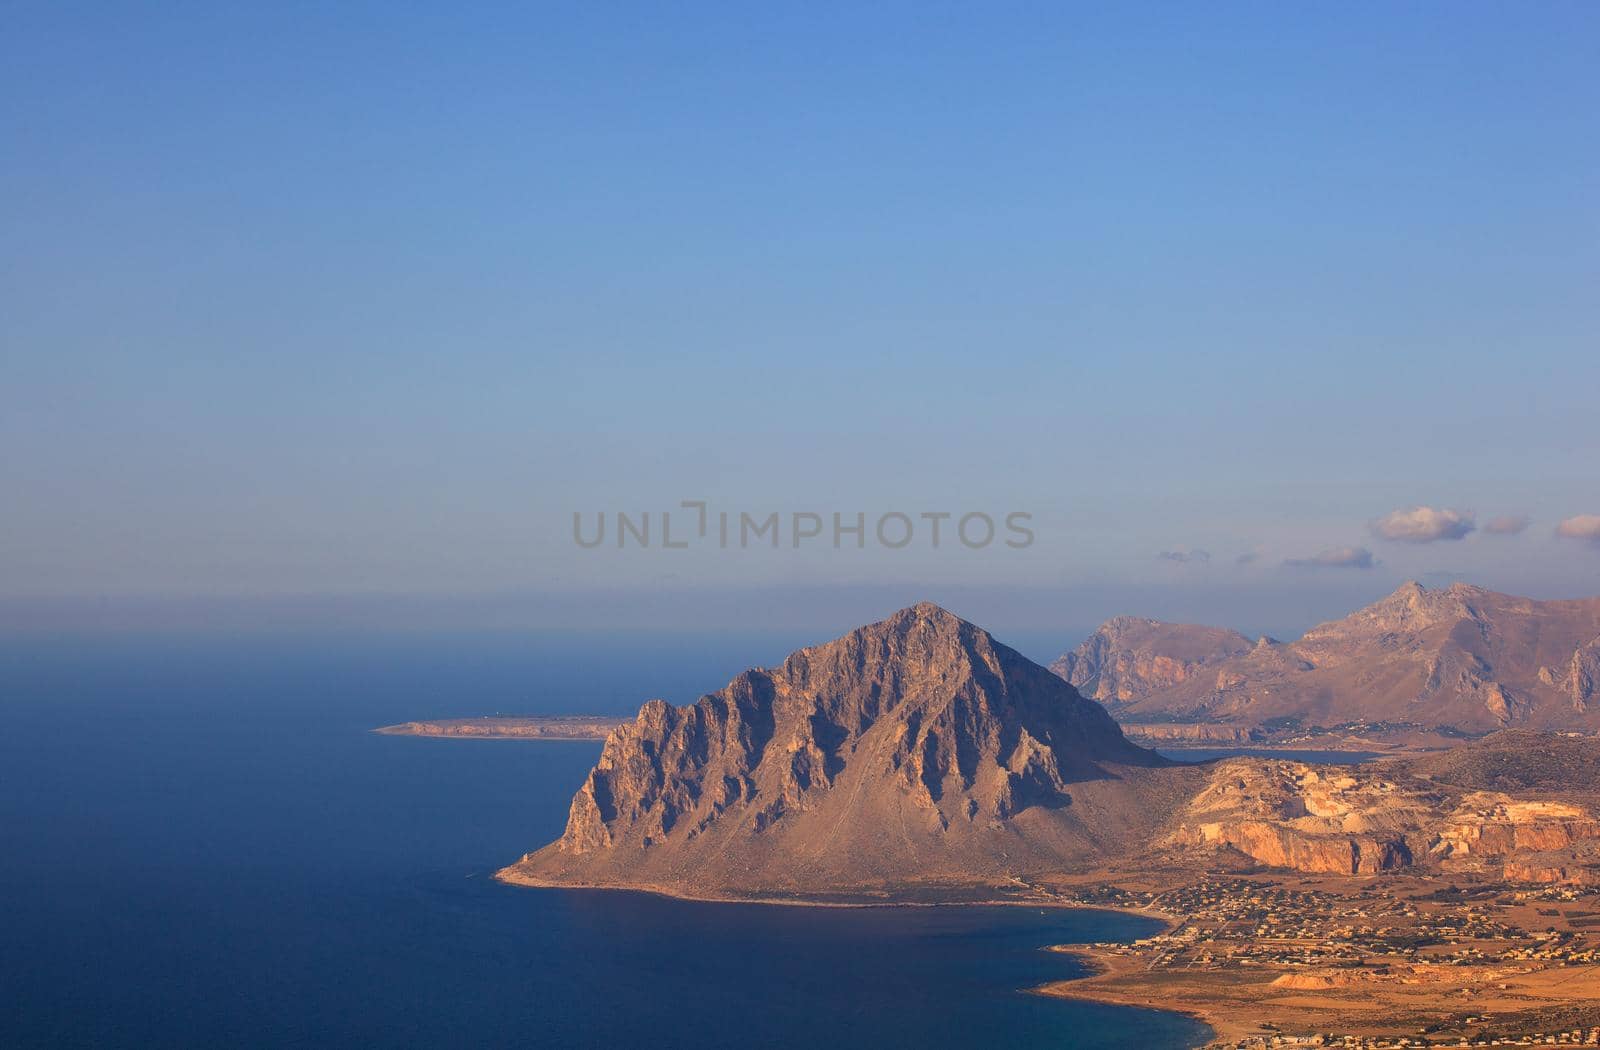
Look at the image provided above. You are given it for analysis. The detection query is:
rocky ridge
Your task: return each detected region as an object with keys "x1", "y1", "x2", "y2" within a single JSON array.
[
  {"x1": 502, "y1": 603, "x2": 1200, "y2": 896},
  {"x1": 1051, "y1": 617, "x2": 1255, "y2": 703},
  {"x1": 1052, "y1": 582, "x2": 1600, "y2": 739},
  {"x1": 501, "y1": 607, "x2": 1600, "y2": 896}
]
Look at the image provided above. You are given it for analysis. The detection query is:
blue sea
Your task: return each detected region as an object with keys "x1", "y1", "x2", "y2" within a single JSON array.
[
  {"x1": 1159, "y1": 747, "x2": 1382, "y2": 764},
  {"x1": 0, "y1": 632, "x2": 1212, "y2": 1049}
]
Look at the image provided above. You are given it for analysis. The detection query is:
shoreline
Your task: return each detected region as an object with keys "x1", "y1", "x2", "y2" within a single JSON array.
[
  {"x1": 495, "y1": 869, "x2": 1213, "y2": 1046},
  {"x1": 494, "y1": 866, "x2": 1141, "y2": 911},
  {"x1": 1034, "y1": 950, "x2": 1227, "y2": 1047},
  {"x1": 1030, "y1": 874, "x2": 1600, "y2": 1050},
  {"x1": 373, "y1": 716, "x2": 624, "y2": 741},
  {"x1": 374, "y1": 712, "x2": 1486, "y2": 763},
  {"x1": 497, "y1": 868, "x2": 1600, "y2": 1049},
  {"x1": 379, "y1": 716, "x2": 1454, "y2": 758}
]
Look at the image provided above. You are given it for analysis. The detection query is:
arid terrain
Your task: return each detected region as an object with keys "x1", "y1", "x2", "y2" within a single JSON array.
[
  {"x1": 1038, "y1": 873, "x2": 1600, "y2": 1049},
  {"x1": 1054, "y1": 582, "x2": 1600, "y2": 748},
  {"x1": 494, "y1": 601, "x2": 1600, "y2": 1047}
]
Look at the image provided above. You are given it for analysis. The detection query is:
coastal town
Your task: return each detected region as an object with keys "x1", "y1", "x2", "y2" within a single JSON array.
[{"x1": 1041, "y1": 876, "x2": 1600, "y2": 1050}]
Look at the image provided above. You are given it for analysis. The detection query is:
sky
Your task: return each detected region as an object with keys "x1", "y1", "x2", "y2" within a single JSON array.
[{"x1": 3, "y1": 3, "x2": 1598, "y2": 639}]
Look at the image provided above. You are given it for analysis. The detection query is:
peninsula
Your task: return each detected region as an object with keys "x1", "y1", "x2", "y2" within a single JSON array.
[
  {"x1": 498, "y1": 603, "x2": 1600, "y2": 1047},
  {"x1": 373, "y1": 715, "x2": 625, "y2": 740}
]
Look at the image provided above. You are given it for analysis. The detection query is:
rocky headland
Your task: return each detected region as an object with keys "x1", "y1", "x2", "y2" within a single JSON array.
[
  {"x1": 491, "y1": 603, "x2": 1600, "y2": 1047},
  {"x1": 500, "y1": 604, "x2": 1600, "y2": 896},
  {"x1": 501, "y1": 603, "x2": 1201, "y2": 898}
]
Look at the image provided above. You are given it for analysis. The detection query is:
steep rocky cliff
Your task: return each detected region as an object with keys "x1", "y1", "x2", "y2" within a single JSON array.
[
  {"x1": 1052, "y1": 583, "x2": 1600, "y2": 738},
  {"x1": 1162, "y1": 734, "x2": 1600, "y2": 881},
  {"x1": 1050, "y1": 617, "x2": 1254, "y2": 703},
  {"x1": 1165, "y1": 760, "x2": 1433, "y2": 874},
  {"x1": 500, "y1": 604, "x2": 1203, "y2": 896}
]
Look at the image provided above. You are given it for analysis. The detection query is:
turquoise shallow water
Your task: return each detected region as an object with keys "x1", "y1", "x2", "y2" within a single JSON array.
[{"x1": 0, "y1": 633, "x2": 1211, "y2": 1049}]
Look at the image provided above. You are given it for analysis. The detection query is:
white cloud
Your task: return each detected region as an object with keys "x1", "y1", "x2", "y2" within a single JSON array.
[
  {"x1": 1483, "y1": 515, "x2": 1530, "y2": 536},
  {"x1": 1370, "y1": 506, "x2": 1476, "y2": 543},
  {"x1": 1158, "y1": 549, "x2": 1210, "y2": 564},
  {"x1": 1285, "y1": 546, "x2": 1376, "y2": 569},
  {"x1": 1556, "y1": 515, "x2": 1600, "y2": 546}
]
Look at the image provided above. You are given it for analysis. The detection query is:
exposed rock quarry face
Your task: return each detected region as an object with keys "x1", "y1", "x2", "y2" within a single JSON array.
[
  {"x1": 1052, "y1": 583, "x2": 1600, "y2": 738},
  {"x1": 1166, "y1": 760, "x2": 1432, "y2": 874},
  {"x1": 505, "y1": 604, "x2": 1202, "y2": 896},
  {"x1": 1430, "y1": 795, "x2": 1600, "y2": 858},
  {"x1": 1502, "y1": 861, "x2": 1600, "y2": 886},
  {"x1": 1188, "y1": 823, "x2": 1413, "y2": 875},
  {"x1": 1161, "y1": 739, "x2": 1600, "y2": 882},
  {"x1": 1051, "y1": 617, "x2": 1252, "y2": 703}
]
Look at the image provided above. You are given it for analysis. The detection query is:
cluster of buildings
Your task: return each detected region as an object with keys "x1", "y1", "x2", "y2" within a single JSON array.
[
  {"x1": 1057, "y1": 878, "x2": 1600, "y2": 1050},
  {"x1": 1068, "y1": 878, "x2": 1599, "y2": 970},
  {"x1": 1219, "y1": 1028, "x2": 1600, "y2": 1048}
]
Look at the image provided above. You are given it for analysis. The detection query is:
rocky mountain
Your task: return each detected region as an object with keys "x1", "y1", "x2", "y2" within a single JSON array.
[
  {"x1": 499, "y1": 603, "x2": 1205, "y2": 897},
  {"x1": 1051, "y1": 616, "x2": 1256, "y2": 703},
  {"x1": 1053, "y1": 582, "x2": 1600, "y2": 739},
  {"x1": 498, "y1": 606, "x2": 1600, "y2": 896}
]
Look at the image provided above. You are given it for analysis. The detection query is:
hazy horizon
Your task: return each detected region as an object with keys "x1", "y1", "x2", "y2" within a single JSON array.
[
  {"x1": 6, "y1": 574, "x2": 1598, "y2": 648},
  {"x1": 6, "y1": 4, "x2": 1598, "y2": 633}
]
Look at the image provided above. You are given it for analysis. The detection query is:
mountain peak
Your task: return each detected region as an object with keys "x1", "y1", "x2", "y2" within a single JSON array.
[
  {"x1": 1051, "y1": 616, "x2": 1254, "y2": 704},
  {"x1": 505, "y1": 608, "x2": 1168, "y2": 894},
  {"x1": 1368, "y1": 580, "x2": 1433, "y2": 611},
  {"x1": 1059, "y1": 582, "x2": 1600, "y2": 740},
  {"x1": 781, "y1": 602, "x2": 1001, "y2": 685},
  {"x1": 877, "y1": 601, "x2": 972, "y2": 633}
]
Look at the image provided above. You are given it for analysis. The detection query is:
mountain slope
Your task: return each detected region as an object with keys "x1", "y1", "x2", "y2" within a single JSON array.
[
  {"x1": 1161, "y1": 734, "x2": 1600, "y2": 881},
  {"x1": 1052, "y1": 582, "x2": 1600, "y2": 737},
  {"x1": 500, "y1": 603, "x2": 1204, "y2": 897},
  {"x1": 1051, "y1": 616, "x2": 1256, "y2": 703}
]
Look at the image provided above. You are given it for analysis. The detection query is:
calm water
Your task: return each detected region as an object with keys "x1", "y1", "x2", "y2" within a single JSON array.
[
  {"x1": 0, "y1": 633, "x2": 1211, "y2": 1049},
  {"x1": 1158, "y1": 747, "x2": 1382, "y2": 764}
]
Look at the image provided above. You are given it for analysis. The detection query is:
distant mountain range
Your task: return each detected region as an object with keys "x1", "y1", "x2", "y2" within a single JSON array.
[
  {"x1": 1053, "y1": 582, "x2": 1600, "y2": 742},
  {"x1": 501, "y1": 602, "x2": 1600, "y2": 899}
]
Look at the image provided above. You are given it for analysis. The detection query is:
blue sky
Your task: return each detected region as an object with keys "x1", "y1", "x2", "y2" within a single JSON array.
[{"x1": 3, "y1": 3, "x2": 1598, "y2": 635}]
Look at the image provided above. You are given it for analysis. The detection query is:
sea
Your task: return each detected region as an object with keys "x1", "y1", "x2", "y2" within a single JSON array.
[
  {"x1": 0, "y1": 630, "x2": 1220, "y2": 1049},
  {"x1": 1159, "y1": 747, "x2": 1383, "y2": 764}
]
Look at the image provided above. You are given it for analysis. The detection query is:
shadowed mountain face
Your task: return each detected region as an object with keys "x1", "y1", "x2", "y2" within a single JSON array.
[
  {"x1": 502, "y1": 604, "x2": 1202, "y2": 896},
  {"x1": 1052, "y1": 583, "x2": 1600, "y2": 737}
]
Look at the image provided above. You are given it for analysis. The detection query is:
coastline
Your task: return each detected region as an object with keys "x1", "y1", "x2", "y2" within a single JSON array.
[
  {"x1": 373, "y1": 716, "x2": 623, "y2": 741},
  {"x1": 1034, "y1": 950, "x2": 1227, "y2": 1047},
  {"x1": 497, "y1": 867, "x2": 1600, "y2": 1048},
  {"x1": 495, "y1": 869, "x2": 1215, "y2": 1046},
  {"x1": 1028, "y1": 875, "x2": 1600, "y2": 1050},
  {"x1": 494, "y1": 866, "x2": 1135, "y2": 910},
  {"x1": 379, "y1": 713, "x2": 1455, "y2": 758}
]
